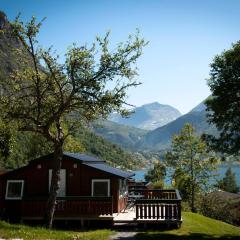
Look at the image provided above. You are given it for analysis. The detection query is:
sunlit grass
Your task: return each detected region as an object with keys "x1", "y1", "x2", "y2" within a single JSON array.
[
  {"x1": 136, "y1": 212, "x2": 240, "y2": 240},
  {"x1": 0, "y1": 220, "x2": 113, "y2": 240}
]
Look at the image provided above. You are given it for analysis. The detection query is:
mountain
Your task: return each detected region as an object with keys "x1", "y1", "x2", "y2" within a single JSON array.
[
  {"x1": 190, "y1": 101, "x2": 207, "y2": 112},
  {"x1": 109, "y1": 102, "x2": 181, "y2": 130},
  {"x1": 136, "y1": 100, "x2": 217, "y2": 151},
  {"x1": 92, "y1": 120, "x2": 148, "y2": 150},
  {"x1": 0, "y1": 11, "x2": 24, "y2": 80}
]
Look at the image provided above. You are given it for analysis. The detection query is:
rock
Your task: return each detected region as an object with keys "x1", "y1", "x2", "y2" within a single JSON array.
[{"x1": 0, "y1": 11, "x2": 9, "y2": 30}]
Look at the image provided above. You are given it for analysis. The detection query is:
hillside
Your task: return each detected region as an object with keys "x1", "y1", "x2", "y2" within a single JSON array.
[
  {"x1": 136, "y1": 212, "x2": 240, "y2": 239},
  {"x1": 92, "y1": 101, "x2": 217, "y2": 152},
  {"x1": 136, "y1": 102, "x2": 217, "y2": 151},
  {"x1": 0, "y1": 11, "x2": 29, "y2": 79},
  {"x1": 109, "y1": 102, "x2": 181, "y2": 130},
  {"x1": 92, "y1": 120, "x2": 148, "y2": 150},
  {"x1": 74, "y1": 127, "x2": 147, "y2": 169}
]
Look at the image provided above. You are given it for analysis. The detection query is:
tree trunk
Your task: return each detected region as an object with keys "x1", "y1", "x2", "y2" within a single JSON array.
[
  {"x1": 191, "y1": 183, "x2": 195, "y2": 212},
  {"x1": 44, "y1": 140, "x2": 63, "y2": 228}
]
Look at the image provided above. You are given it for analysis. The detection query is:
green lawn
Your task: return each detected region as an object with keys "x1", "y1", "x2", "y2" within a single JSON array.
[
  {"x1": 0, "y1": 221, "x2": 113, "y2": 240},
  {"x1": 136, "y1": 212, "x2": 240, "y2": 240},
  {"x1": 0, "y1": 212, "x2": 240, "y2": 240}
]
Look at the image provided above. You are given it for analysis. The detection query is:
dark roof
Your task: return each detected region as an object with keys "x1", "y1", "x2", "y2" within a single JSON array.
[
  {"x1": 64, "y1": 153, "x2": 134, "y2": 178},
  {"x1": 64, "y1": 152, "x2": 105, "y2": 163},
  {"x1": 0, "y1": 152, "x2": 134, "y2": 179},
  {"x1": 83, "y1": 162, "x2": 134, "y2": 179}
]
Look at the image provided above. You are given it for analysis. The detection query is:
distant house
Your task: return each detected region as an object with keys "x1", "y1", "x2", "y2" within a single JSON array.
[{"x1": 0, "y1": 152, "x2": 133, "y2": 223}]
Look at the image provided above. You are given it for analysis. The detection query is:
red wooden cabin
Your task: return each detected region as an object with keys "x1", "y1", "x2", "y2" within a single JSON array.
[{"x1": 0, "y1": 152, "x2": 133, "y2": 223}]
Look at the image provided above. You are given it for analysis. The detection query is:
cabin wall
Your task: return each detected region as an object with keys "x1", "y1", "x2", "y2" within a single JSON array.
[{"x1": 0, "y1": 156, "x2": 124, "y2": 215}]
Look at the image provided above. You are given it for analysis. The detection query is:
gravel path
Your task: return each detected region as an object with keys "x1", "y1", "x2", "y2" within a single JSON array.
[{"x1": 109, "y1": 231, "x2": 137, "y2": 240}]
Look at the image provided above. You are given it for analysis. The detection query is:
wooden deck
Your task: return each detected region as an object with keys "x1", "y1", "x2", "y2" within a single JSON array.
[
  {"x1": 16, "y1": 189, "x2": 182, "y2": 227},
  {"x1": 113, "y1": 189, "x2": 182, "y2": 226},
  {"x1": 113, "y1": 206, "x2": 182, "y2": 224},
  {"x1": 113, "y1": 208, "x2": 136, "y2": 223}
]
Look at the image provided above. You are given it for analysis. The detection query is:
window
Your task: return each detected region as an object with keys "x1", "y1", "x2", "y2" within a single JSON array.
[
  {"x1": 91, "y1": 179, "x2": 110, "y2": 197},
  {"x1": 119, "y1": 179, "x2": 128, "y2": 197},
  {"x1": 5, "y1": 180, "x2": 24, "y2": 200}
]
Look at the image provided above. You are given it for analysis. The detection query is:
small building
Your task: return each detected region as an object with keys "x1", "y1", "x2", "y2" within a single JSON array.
[{"x1": 0, "y1": 152, "x2": 133, "y2": 223}]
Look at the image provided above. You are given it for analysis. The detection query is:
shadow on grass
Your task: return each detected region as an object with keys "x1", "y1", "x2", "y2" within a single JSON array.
[{"x1": 134, "y1": 233, "x2": 240, "y2": 240}]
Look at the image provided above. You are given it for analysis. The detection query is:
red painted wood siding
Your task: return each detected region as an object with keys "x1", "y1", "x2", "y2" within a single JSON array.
[{"x1": 0, "y1": 156, "x2": 126, "y2": 215}]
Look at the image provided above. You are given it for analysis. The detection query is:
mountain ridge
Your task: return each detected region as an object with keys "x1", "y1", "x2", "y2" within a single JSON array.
[
  {"x1": 109, "y1": 102, "x2": 181, "y2": 130},
  {"x1": 136, "y1": 100, "x2": 217, "y2": 151}
]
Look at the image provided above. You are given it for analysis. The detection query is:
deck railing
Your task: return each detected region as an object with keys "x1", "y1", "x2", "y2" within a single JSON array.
[
  {"x1": 133, "y1": 189, "x2": 182, "y2": 221},
  {"x1": 129, "y1": 189, "x2": 179, "y2": 200},
  {"x1": 21, "y1": 196, "x2": 113, "y2": 219}
]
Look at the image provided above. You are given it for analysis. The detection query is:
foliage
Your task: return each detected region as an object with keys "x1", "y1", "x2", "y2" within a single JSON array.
[
  {"x1": 152, "y1": 180, "x2": 165, "y2": 189},
  {"x1": 165, "y1": 123, "x2": 218, "y2": 212},
  {"x1": 205, "y1": 41, "x2": 240, "y2": 155},
  {"x1": 136, "y1": 212, "x2": 240, "y2": 239},
  {"x1": 75, "y1": 127, "x2": 146, "y2": 169},
  {"x1": 145, "y1": 161, "x2": 166, "y2": 185},
  {"x1": 93, "y1": 119, "x2": 147, "y2": 150},
  {"x1": 0, "y1": 220, "x2": 112, "y2": 240},
  {"x1": 216, "y1": 167, "x2": 239, "y2": 193},
  {"x1": 200, "y1": 193, "x2": 240, "y2": 226},
  {"x1": 0, "y1": 120, "x2": 15, "y2": 168},
  {"x1": 0, "y1": 125, "x2": 145, "y2": 170},
  {"x1": 172, "y1": 169, "x2": 192, "y2": 202},
  {"x1": 5, "y1": 131, "x2": 52, "y2": 169}
]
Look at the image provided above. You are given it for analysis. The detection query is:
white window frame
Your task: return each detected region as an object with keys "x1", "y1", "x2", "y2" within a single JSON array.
[
  {"x1": 91, "y1": 179, "x2": 110, "y2": 197},
  {"x1": 5, "y1": 180, "x2": 24, "y2": 200}
]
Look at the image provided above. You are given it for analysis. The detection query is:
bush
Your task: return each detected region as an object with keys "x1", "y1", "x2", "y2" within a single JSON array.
[
  {"x1": 200, "y1": 194, "x2": 240, "y2": 226},
  {"x1": 152, "y1": 180, "x2": 164, "y2": 189}
]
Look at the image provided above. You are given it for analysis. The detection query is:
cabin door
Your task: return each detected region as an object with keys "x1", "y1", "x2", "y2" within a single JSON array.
[{"x1": 49, "y1": 169, "x2": 66, "y2": 197}]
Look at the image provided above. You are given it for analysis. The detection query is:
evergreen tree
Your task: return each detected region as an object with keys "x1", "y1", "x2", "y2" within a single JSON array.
[
  {"x1": 216, "y1": 167, "x2": 239, "y2": 193},
  {"x1": 145, "y1": 161, "x2": 166, "y2": 186}
]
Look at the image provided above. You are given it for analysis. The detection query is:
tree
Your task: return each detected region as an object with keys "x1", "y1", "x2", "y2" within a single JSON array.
[
  {"x1": 205, "y1": 41, "x2": 240, "y2": 155},
  {"x1": 216, "y1": 167, "x2": 239, "y2": 193},
  {"x1": 172, "y1": 168, "x2": 192, "y2": 203},
  {"x1": 0, "y1": 16, "x2": 147, "y2": 228},
  {"x1": 145, "y1": 161, "x2": 166, "y2": 187},
  {"x1": 0, "y1": 120, "x2": 15, "y2": 168},
  {"x1": 165, "y1": 123, "x2": 217, "y2": 212}
]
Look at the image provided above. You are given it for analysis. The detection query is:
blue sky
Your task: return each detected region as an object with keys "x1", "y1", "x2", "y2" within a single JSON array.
[{"x1": 1, "y1": 0, "x2": 240, "y2": 113}]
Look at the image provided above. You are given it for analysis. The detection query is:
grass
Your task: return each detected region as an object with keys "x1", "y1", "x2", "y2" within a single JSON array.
[
  {"x1": 136, "y1": 212, "x2": 240, "y2": 240},
  {"x1": 0, "y1": 221, "x2": 113, "y2": 240},
  {"x1": 0, "y1": 212, "x2": 240, "y2": 240}
]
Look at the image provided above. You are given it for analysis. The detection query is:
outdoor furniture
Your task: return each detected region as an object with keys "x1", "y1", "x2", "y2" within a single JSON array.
[{"x1": 125, "y1": 193, "x2": 144, "y2": 211}]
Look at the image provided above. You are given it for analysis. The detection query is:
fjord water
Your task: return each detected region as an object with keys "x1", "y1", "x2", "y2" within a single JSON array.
[{"x1": 133, "y1": 163, "x2": 240, "y2": 186}]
